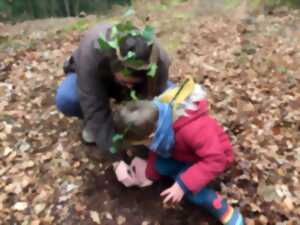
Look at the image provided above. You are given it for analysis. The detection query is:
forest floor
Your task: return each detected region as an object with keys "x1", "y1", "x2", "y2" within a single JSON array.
[{"x1": 0, "y1": 1, "x2": 300, "y2": 225}]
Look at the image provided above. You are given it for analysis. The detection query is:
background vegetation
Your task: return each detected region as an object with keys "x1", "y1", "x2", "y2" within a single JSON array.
[
  {"x1": 0, "y1": 0, "x2": 130, "y2": 22},
  {"x1": 1, "y1": 0, "x2": 300, "y2": 22}
]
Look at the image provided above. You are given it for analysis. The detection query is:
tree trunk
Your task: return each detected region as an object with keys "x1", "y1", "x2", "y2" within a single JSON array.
[
  {"x1": 63, "y1": 0, "x2": 70, "y2": 17},
  {"x1": 73, "y1": 0, "x2": 80, "y2": 16},
  {"x1": 31, "y1": 0, "x2": 39, "y2": 18},
  {"x1": 25, "y1": 0, "x2": 35, "y2": 19},
  {"x1": 49, "y1": 0, "x2": 56, "y2": 17}
]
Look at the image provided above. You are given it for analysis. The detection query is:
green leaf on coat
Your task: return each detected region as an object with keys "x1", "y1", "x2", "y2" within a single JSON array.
[
  {"x1": 121, "y1": 68, "x2": 132, "y2": 77},
  {"x1": 98, "y1": 34, "x2": 111, "y2": 50},
  {"x1": 142, "y1": 26, "x2": 155, "y2": 44},
  {"x1": 130, "y1": 90, "x2": 139, "y2": 100},
  {"x1": 147, "y1": 63, "x2": 158, "y2": 77}
]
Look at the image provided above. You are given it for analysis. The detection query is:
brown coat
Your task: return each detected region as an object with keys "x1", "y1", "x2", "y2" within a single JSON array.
[{"x1": 65, "y1": 24, "x2": 171, "y2": 153}]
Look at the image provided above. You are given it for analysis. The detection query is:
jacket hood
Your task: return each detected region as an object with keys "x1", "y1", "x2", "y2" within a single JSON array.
[{"x1": 173, "y1": 100, "x2": 209, "y2": 132}]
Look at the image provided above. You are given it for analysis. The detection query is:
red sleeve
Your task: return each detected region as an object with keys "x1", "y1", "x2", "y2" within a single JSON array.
[
  {"x1": 145, "y1": 152, "x2": 161, "y2": 181},
  {"x1": 179, "y1": 124, "x2": 230, "y2": 193}
]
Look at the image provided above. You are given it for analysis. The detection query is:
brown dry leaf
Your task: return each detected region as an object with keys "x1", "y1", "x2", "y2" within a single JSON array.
[
  {"x1": 75, "y1": 203, "x2": 86, "y2": 213},
  {"x1": 258, "y1": 215, "x2": 268, "y2": 225},
  {"x1": 3, "y1": 147, "x2": 13, "y2": 157},
  {"x1": 20, "y1": 161, "x2": 35, "y2": 169},
  {"x1": 34, "y1": 203, "x2": 46, "y2": 215},
  {"x1": 13, "y1": 202, "x2": 28, "y2": 211},
  {"x1": 257, "y1": 184, "x2": 280, "y2": 202},
  {"x1": 117, "y1": 215, "x2": 126, "y2": 225},
  {"x1": 141, "y1": 221, "x2": 151, "y2": 225},
  {"x1": 245, "y1": 218, "x2": 255, "y2": 225},
  {"x1": 90, "y1": 211, "x2": 101, "y2": 224},
  {"x1": 105, "y1": 212, "x2": 113, "y2": 220},
  {"x1": 282, "y1": 197, "x2": 294, "y2": 211},
  {"x1": 30, "y1": 220, "x2": 41, "y2": 225}
]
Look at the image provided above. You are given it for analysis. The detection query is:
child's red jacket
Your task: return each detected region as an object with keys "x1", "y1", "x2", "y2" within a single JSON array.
[{"x1": 146, "y1": 100, "x2": 234, "y2": 194}]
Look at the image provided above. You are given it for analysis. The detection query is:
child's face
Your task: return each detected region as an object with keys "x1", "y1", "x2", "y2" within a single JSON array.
[{"x1": 113, "y1": 100, "x2": 158, "y2": 150}]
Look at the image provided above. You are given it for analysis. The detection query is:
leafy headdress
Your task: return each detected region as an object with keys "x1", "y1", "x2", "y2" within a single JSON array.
[{"x1": 98, "y1": 20, "x2": 158, "y2": 77}]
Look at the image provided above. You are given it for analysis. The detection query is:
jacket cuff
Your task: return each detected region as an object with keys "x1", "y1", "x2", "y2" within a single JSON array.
[
  {"x1": 145, "y1": 164, "x2": 161, "y2": 181},
  {"x1": 175, "y1": 176, "x2": 189, "y2": 194}
]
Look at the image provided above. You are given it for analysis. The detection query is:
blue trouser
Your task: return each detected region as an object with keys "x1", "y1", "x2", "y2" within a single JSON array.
[
  {"x1": 55, "y1": 73, "x2": 176, "y2": 117},
  {"x1": 155, "y1": 157, "x2": 230, "y2": 221},
  {"x1": 55, "y1": 73, "x2": 82, "y2": 118}
]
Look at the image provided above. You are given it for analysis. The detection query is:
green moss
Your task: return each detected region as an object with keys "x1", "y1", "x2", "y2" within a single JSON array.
[
  {"x1": 238, "y1": 53, "x2": 249, "y2": 65},
  {"x1": 152, "y1": 4, "x2": 168, "y2": 12},
  {"x1": 63, "y1": 19, "x2": 90, "y2": 32},
  {"x1": 276, "y1": 66, "x2": 288, "y2": 74},
  {"x1": 224, "y1": 0, "x2": 300, "y2": 10},
  {"x1": 224, "y1": 0, "x2": 241, "y2": 9},
  {"x1": 161, "y1": 35, "x2": 181, "y2": 54}
]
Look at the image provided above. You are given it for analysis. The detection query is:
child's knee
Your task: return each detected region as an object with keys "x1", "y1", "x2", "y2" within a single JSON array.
[{"x1": 155, "y1": 157, "x2": 185, "y2": 176}]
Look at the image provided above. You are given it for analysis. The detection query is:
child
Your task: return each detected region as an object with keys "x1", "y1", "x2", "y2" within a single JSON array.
[{"x1": 113, "y1": 78, "x2": 244, "y2": 225}]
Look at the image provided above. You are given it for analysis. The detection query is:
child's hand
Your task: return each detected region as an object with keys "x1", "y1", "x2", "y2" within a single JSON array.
[{"x1": 160, "y1": 182, "x2": 184, "y2": 204}]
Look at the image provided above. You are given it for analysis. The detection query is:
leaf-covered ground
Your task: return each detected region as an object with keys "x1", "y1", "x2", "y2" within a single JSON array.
[{"x1": 0, "y1": 1, "x2": 300, "y2": 225}]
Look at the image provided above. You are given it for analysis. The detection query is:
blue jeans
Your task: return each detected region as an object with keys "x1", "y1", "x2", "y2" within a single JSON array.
[
  {"x1": 55, "y1": 73, "x2": 82, "y2": 118},
  {"x1": 155, "y1": 157, "x2": 230, "y2": 220},
  {"x1": 55, "y1": 73, "x2": 175, "y2": 117}
]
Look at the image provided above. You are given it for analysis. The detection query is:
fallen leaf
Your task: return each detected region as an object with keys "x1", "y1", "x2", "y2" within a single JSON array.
[
  {"x1": 282, "y1": 197, "x2": 294, "y2": 211},
  {"x1": 245, "y1": 218, "x2": 255, "y2": 225},
  {"x1": 4, "y1": 182, "x2": 22, "y2": 194},
  {"x1": 90, "y1": 211, "x2": 101, "y2": 224},
  {"x1": 34, "y1": 203, "x2": 46, "y2": 215},
  {"x1": 3, "y1": 147, "x2": 13, "y2": 156},
  {"x1": 105, "y1": 212, "x2": 113, "y2": 220},
  {"x1": 30, "y1": 220, "x2": 40, "y2": 225},
  {"x1": 258, "y1": 215, "x2": 268, "y2": 225},
  {"x1": 141, "y1": 221, "x2": 151, "y2": 225},
  {"x1": 257, "y1": 183, "x2": 280, "y2": 202},
  {"x1": 117, "y1": 215, "x2": 126, "y2": 225},
  {"x1": 75, "y1": 203, "x2": 86, "y2": 213},
  {"x1": 21, "y1": 161, "x2": 35, "y2": 169},
  {"x1": 13, "y1": 202, "x2": 28, "y2": 211},
  {"x1": 18, "y1": 141, "x2": 31, "y2": 152}
]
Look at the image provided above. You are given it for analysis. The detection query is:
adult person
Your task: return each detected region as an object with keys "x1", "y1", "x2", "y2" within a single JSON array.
[{"x1": 55, "y1": 20, "x2": 171, "y2": 154}]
